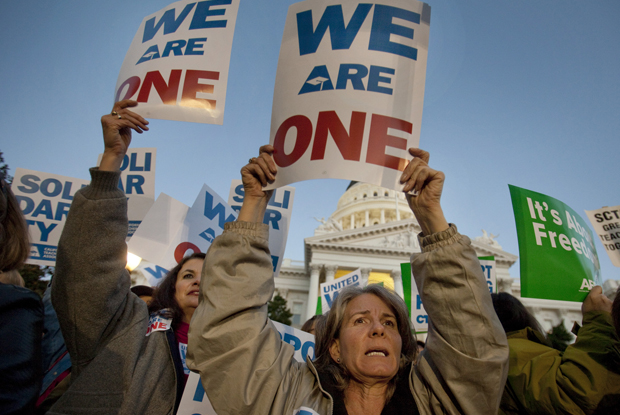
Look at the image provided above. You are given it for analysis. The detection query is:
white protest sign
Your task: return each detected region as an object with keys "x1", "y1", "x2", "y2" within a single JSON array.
[
  {"x1": 12, "y1": 168, "x2": 90, "y2": 266},
  {"x1": 115, "y1": 0, "x2": 240, "y2": 124},
  {"x1": 320, "y1": 268, "x2": 361, "y2": 312},
  {"x1": 267, "y1": 0, "x2": 430, "y2": 190},
  {"x1": 177, "y1": 321, "x2": 315, "y2": 415},
  {"x1": 128, "y1": 184, "x2": 237, "y2": 279},
  {"x1": 410, "y1": 276, "x2": 428, "y2": 333},
  {"x1": 97, "y1": 148, "x2": 156, "y2": 237},
  {"x1": 478, "y1": 256, "x2": 497, "y2": 294},
  {"x1": 585, "y1": 205, "x2": 620, "y2": 267},
  {"x1": 228, "y1": 181, "x2": 295, "y2": 278}
]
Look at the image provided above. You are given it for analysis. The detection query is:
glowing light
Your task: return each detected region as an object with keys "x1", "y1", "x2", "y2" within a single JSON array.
[{"x1": 126, "y1": 252, "x2": 142, "y2": 271}]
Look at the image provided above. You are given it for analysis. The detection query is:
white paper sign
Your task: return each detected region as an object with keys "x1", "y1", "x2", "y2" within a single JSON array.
[
  {"x1": 228, "y1": 181, "x2": 295, "y2": 278},
  {"x1": 410, "y1": 275, "x2": 428, "y2": 333},
  {"x1": 320, "y1": 268, "x2": 361, "y2": 312},
  {"x1": 585, "y1": 206, "x2": 620, "y2": 267},
  {"x1": 97, "y1": 148, "x2": 156, "y2": 237},
  {"x1": 267, "y1": 0, "x2": 430, "y2": 190},
  {"x1": 12, "y1": 168, "x2": 90, "y2": 266},
  {"x1": 478, "y1": 256, "x2": 497, "y2": 294},
  {"x1": 177, "y1": 321, "x2": 315, "y2": 415},
  {"x1": 128, "y1": 184, "x2": 237, "y2": 279},
  {"x1": 115, "y1": 0, "x2": 240, "y2": 124}
]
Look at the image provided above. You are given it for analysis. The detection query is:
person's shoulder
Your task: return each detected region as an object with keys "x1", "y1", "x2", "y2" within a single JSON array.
[{"x1": 0, "y1": 283, "x2": 42, "y2": 306}]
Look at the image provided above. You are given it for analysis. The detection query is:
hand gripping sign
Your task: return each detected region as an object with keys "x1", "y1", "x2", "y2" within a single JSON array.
[
  {"x1": 177, "y1": 322, "x2": 315, "y2": 415},
  {"x1": 509, "y1": 185, "x2": 602, "y2": 302},
  {"x1": 585, "y1": 205, "x2": 620, "y2": 268},
  {"x1": 267, "y1": 0, "x2": 430, "y2": 190},
  {"x1": 115, "y1": 0, "x2": 240, "y2": 124}
]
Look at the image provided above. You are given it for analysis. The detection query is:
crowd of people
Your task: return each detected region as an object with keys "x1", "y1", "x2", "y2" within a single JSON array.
[{"x1": 0, "y1": 100, "x2": 619, "y2": 415}]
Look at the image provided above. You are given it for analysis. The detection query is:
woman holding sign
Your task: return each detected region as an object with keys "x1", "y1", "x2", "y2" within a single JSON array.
[
  {"x1": 187, "y1": 146, "x2": 509, "y2": 414},
  {"x1": 50, "y1": 101, "x2": 202, "y2": 415}
]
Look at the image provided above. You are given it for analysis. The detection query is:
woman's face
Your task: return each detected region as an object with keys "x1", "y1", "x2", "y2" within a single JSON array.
[
  {"x1": 330, "y1": 294, "x2": 402, "y2": 385},
  {"x1": 174, "y1": 258, "x2": 204, "y2": 318}
]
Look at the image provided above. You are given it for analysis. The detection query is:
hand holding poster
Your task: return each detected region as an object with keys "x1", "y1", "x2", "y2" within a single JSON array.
[
  {"x1": 115, "y1": 0, "x2": 240, "y2": 124},
  {"x1": 509, "y1": 185, "x2": 601, "y2": 302},
  {"x1": 267, "y1": 0, "x2": 431, "y2": 190},
  {"x1": 585, "y1": 205, "x2": 620, "y2": 267},
  {"x1": 320, "y1": 268, "x2": 361, "y2": 312}
]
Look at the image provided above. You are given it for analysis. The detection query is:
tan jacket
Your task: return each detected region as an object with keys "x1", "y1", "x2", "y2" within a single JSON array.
[{"x1": 187, "y1": 221, "x2": 508, "y2": 415}]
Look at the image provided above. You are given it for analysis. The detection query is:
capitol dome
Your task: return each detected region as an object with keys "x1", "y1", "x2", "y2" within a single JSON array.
[{"x1": 326, "y1": 181, "x2": 415, "y2": 232}]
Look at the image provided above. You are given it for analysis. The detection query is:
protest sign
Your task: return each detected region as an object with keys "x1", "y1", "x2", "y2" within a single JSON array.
[
  {"x1": 401, "y1": 262, "x2": 428, "y2": 333},
  {"x1": 177, "y1": 321, "x2": 314, "y2": 415},
  {"x1": 509, "y1": 185, "x2": 601, "y2": 302},
  {"x1": 228, "y1": 181, "x2": 295, "y2": 278},
  {"x1": 12, "y1": 168, "x2": 90, "y2": 266},
  {"x1": 266, "y1": 0, "x2": 431, "y2": 190},
  {"x1": 478, "y1": 256, "x2": 497, "y2": 294},
  {"x1": 115, "y1": 0, "x2": 240, "y2": 124},
  {"x1": 320, "y1": 268, "x2": 361, "y2": 312},
  {"x1": 585, "y1": 205, "x2": 620, "y2": 268},
  {"x1": 97, "y1": 148, "x2": 156, "y2": 237},
  {"x1": 128, "y1": 184, "x2": 237, "y2": 279}
]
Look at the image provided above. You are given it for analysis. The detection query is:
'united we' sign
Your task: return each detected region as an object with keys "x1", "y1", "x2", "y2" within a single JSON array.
[{"x1": 267, "y1": 0, "x2": 431, "y2": 190}]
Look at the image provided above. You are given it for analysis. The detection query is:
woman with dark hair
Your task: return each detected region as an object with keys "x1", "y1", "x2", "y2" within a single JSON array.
[
  {"x1": 0, "y1": 177, "x2": 44, "y2": 415},
  {"x1": 188, "y1": 145, "x2": 509, "y2": 415},
  {"x1": 50, "y1": 101, "x2": 204, "y2": 414},
  {"x1": 492, "y1": 290, "x2": 620, "y2": 414}
]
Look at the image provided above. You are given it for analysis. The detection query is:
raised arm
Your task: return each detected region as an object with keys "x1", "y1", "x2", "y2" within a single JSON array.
[
  {"x1": 51, "y1": 101, "x2": 148, "y2": 375},
  {"x1": 400, "y1": 148, "x2": 509, "y2": 414}
]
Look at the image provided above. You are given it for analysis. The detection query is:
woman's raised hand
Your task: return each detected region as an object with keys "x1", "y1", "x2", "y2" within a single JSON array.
[
  {"x1": 400, "y1": 148, "x2": 449, "y2": 236},
  {"x1": 238, "y1": 145, "x2": 277, "y2": 223},
  {"x1": 99, "y1": 100, "x2": 149, "y2": 172}
]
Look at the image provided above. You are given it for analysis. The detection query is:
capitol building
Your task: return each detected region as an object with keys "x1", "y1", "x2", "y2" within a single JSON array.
[{"x1": 273, "y1": 181, "x2": 619, "y2": 336}]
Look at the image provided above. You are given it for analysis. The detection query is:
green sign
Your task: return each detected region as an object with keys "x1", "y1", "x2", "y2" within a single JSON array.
[{"x1": 509, "y1": 185, "x2": 601, "y2": 302}]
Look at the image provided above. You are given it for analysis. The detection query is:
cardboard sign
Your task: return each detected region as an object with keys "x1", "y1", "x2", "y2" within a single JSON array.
[
  {"x1": 128, "y1": 184, "x2": 237, "y2": 279},
  {"x1": 266, "y1": 0, "x2": 430, "y2": 190},
  {"x1": 401, "y1": 262, "x2": 428, "y2": 333},
  {"x1": 320, "y1": 268, "x2": 361, "y2": 312},
  {"x1": 97, "y1": 148, "x2": 156, "y2": 237},
  {"x1": 12, "y1": 168, "x2": 90, "y2": 266},
  {"x1": 115, "y1": 0, "x2": 240, "y2": 124},
  {"x1": 585, "y1": 205, "x2": 620, "y2": 268},
  {"x1": 228, "y1": 181, "x2": 295, "y2": 278},
  {"x1": 478, "y1": 256, "x2": 497, "y2": 294},
  {"x1": 177, "y1": 321, "x2": 314, "y2": 415},
  {"x1": 509, "y1": 185, "x2": 601, "y2": 302}
]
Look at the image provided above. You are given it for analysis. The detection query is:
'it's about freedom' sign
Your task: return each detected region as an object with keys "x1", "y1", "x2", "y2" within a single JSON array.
[{"x1": 509, "y1": 185, "x2": 601, "y2": 302}]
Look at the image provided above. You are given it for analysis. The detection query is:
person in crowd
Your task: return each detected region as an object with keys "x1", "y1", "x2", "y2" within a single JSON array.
[
  {"x1": 0, "y1": 177, "x2": 44, "y2": 415},
  {"x1": 491, "y1": 289, "x2": 620, "y2": 414},
  {"x1": 0, "y1": 269, "x2": 25, "y2": 286},
  {"x1": 301, "y1": 314, "x2": 324, "y2": 335},
  {"x1": 49, "y1": 100, "x2": 203, "y2": 414},
  {"x1": 187, "y1": 146, "x2": 509, "y2": 415},
  {"x1": 131, "y1": 284, "x2": 155, "y2": 305}
]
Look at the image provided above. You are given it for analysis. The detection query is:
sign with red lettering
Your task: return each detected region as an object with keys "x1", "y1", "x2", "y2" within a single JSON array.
[
  {"x1": 267, "y1": 0, "x2": 430, "y2": 190},
  {"x1": 115, "y1": 0, "x2": 240, "y2": 124}
]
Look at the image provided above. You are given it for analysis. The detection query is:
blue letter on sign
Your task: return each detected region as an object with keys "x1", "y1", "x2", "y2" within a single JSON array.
[
  {"x1": 368, "y1": 5, "x2": 419, "y2": 60},
  {"x1": 297, "y1": 4, "x2": 372, "y2": 55},
  {"x1": 143, "y1": 3, "x2": 197, "y2": 43}
]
